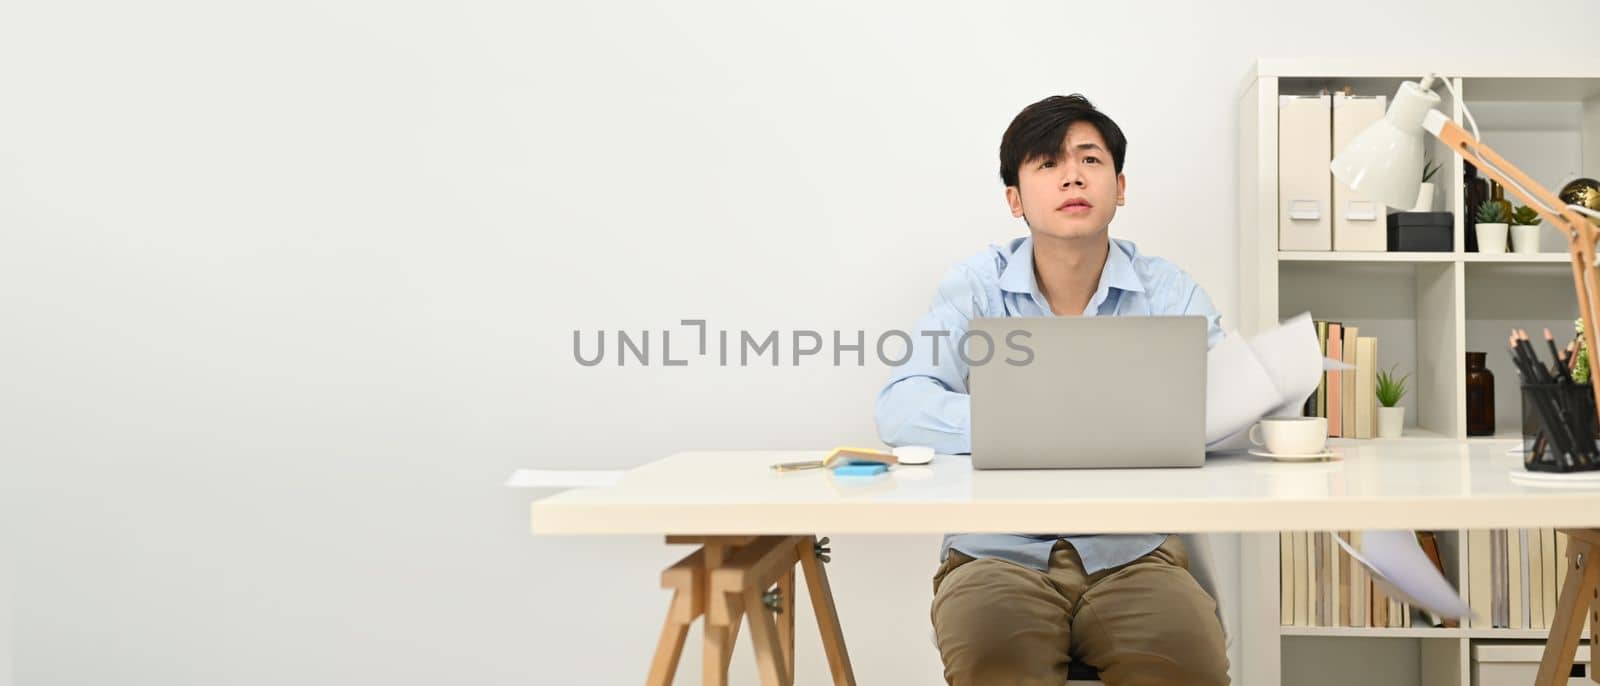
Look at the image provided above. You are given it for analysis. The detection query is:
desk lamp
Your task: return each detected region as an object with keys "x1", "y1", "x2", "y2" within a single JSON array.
[
  {"x1": 1332, "y1": 74, "x2": 1600, "y2": 685},
  {"x1": 1330, "y1": 74, "x2": 1600, "y2": 421}
]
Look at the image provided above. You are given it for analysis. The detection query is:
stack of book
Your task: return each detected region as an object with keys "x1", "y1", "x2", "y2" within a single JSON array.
[
  {"x1": 1467, "y1": 529, "x2": 1571, "y2": 630},
  {"x1": 1278, "y1": 531, "x2": 1456, "y2": 628},
  {"x1": 1302, "y1": 320, "x2": 1380, "y2": 439}
]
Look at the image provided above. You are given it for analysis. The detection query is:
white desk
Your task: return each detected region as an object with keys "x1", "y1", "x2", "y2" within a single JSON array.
[
  {"x1": 528, "y1": 440, "x2": 1600, "y2": 685},
  {"x1": 531, "y1": 440, "x2": 1600, "y2": 535}
]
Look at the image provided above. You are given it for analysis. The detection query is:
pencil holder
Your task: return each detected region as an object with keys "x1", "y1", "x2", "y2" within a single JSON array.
[{"x1": 1520, "y1": 383, "x2": 1600, "y2": 473}]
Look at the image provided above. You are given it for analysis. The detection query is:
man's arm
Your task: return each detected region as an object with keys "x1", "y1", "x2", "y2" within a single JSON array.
[
  {"x1": 1181, "y1": 276, "x2": 1226, "y2": 350},
  {"x1": 873, "y1": 265, "x2": 983, "y2": 454}
]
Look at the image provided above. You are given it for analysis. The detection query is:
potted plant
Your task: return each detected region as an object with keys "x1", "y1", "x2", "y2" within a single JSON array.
[
  {"x1": 1510, "y1": 204, "x2": 1541, "y2": 253},
  {"x1": 1414, "y1": 158, "x2": 1442, "y2": 212},
  {"x1": 1376, "y1": 365, "x2": 1411, "y2": 438},
  {"x1": 1475, "y1": 200, "x2": 1509, "y2": 254}
]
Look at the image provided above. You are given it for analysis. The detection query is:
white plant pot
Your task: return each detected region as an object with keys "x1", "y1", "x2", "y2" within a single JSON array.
[
  {"x1": 1412, "y1": 182, "x2": 1435, "y2": 212},
  {"x1": 1511, "y1": 223, "x2": 1541, "y2": 253},
  {"x1": 1476, "y1": 223, "x2": 1509, "y2": 253},
  {"x1": 1377, "y1": 406, "x2": 1405, "y2": 438}
]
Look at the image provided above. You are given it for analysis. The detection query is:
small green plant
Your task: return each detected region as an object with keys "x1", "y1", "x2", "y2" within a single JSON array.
[
  {"x1": 1511, "y1": 205, "x2": 1541, "y2": 226},
  {"x1": 1476, "y1": 200, "x2": 1508, "y2": 224},
  {"x1": 1376, "y1": 364, "x2": 1411, "y2": 408},
  {"x1": 1421, "y1": 157, "x2": 1442, "y2": 183},
  {"x1": 1575, "y1": 317, "x2": 1590, "y2": 384}
]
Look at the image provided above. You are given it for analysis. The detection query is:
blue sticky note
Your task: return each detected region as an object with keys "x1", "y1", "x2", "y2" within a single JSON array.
[{"x1": 833, "y1": 462, "x2": 888, "y2": 477}]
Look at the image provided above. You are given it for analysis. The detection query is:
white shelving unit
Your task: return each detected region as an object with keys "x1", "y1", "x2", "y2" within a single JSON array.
[{"x1": 1237, "y1": 59, "x2": 1600, "y2": 686}]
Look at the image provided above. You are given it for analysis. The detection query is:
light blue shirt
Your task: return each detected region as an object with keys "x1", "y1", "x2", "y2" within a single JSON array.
[{"x1": 874, "y1": 235, "x2": 1224, "y2": 574}]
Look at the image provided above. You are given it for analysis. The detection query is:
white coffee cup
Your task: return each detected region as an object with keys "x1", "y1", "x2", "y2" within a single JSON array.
[{"x1": 1249, "y1": 417, "x2": 1328, "y2": 455}]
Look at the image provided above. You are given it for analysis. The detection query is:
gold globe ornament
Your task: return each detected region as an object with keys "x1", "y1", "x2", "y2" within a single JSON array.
[{"x1": 1560, "y1": 177, "x2": 1600, "y2": 227}]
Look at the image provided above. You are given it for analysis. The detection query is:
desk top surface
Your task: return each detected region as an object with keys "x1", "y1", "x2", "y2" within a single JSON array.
[{"x1": 528, "y1": 439, "x2": 1600, "y2": 535}]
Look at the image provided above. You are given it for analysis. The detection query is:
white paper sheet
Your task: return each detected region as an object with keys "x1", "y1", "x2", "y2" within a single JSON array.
[
  {"x1": 1205, "y1": 312, "x2": 1324, "y2": 449},
  {"x1": 1336, "y1": 531, "x2": 1474, "y2": 619},
  {"x1": 1202, "y1": 315, "x2": 1473, "y2": 619},
  {"x1": 505, "y1": 469, "x2": 626, "y2": 489}
]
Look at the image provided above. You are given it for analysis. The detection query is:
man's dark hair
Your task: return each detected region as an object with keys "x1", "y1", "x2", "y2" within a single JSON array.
[{"x1": 998, "y1": 94, "x2": 1127, "y2": 187}]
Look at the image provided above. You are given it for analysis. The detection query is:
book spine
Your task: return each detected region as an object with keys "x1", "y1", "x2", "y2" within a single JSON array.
[
  {"x1": 1527, "y1": 527, "x2": 1544, "y2": 629},
  {"x1": 1315, "y1": 321, "x2": 1329, "y2": 418},
  {"x1": 1342, "y1": 326, "x2": 1359, "y2": 437},
  {"x1": 1294, "y1": 531, "x2": 1309, "y2": 625},
  {"x1": 1469, "y1": 529, "x2": 1492, "y2": 628},
  {"x1": 1327, "y1": 323, "x2": 1343, "y2": 437},
  {"x1": 1510, "y1": 528, "x2": 1525, "y2": 629},
  {"x1": 1351, "y1": 531, "x2": 1366, "y2": 627},
  {"x1": 1355, "y1": 337, "x2": 1377, "y2": 439},
  {"x1": 1311, "y1": 531, "x2": 1324, "y2": 625},
  {"x1": 1492, "y1": 529, "x2": 1507, "y2": 628},
  {"x1": 1336, "y1": 531, "x2": 1351, "y2": 626},
  {"x1": 1544, "y1": 528, "x2": 1558, "y2": 630},
  {"x1": 1280, "y1": 532, "x2": 1294, "y2": 625}
]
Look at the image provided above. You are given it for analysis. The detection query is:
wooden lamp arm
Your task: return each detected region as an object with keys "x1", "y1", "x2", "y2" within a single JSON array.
[
  {"x1": 1431, "y1": 117, "x2": 1600, "y2": 415},
  {"x1": 1432, "y1": 118, "x2": 1598, "y2": 263}
]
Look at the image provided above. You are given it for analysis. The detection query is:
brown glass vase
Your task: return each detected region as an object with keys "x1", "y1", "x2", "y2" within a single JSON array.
[
  {"x1": 1466, "y1": 352, "x2": 1495, "y2": 436},
  {"x1": 1464, "y1": 161, "x2": 1487, "y2": 252}
]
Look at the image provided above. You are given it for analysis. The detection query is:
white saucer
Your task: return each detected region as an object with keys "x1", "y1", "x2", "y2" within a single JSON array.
[
  {"x1": 1249, "y1": 448, "x2": 1340, "y2": 462},
  {"x1": 1509, "y1": 467, "x2": 1600, "y2": 487}
]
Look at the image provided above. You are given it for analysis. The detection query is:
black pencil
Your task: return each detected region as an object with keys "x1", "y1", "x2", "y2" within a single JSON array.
[
  {"x1": 1528, "y1": 331, "x2": 1580, "y2": 430},
  {"x1": 1512, "y1": 331, "x2": 1546, "y2": 383},
  {"x1": 1512, "y1": 335, "x2": 1579, "y2": 468},
  {"x1": 1547, "y1": 329, "x2": 1599, "y2": 465},
  {"x1": 1518, "y1": 330, "x2": 1552, "y2": 384},
  {"x1": 1511, "y1": 347, "x2": 1557, "y2": 467},
  {"x1": 1546, "y1": 329, "x2": 1571, "y2": 383},
  {"x1": 1532, "y1": 330, "x2": 1587, "y2": 464},
  {"x1": 1508, "y1": 335, "x2": 1536, "y2": 380}
]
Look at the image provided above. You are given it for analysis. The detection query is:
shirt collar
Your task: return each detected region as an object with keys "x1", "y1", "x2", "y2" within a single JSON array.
[
  {"x1": 997, "y1": 235, "x2": 1146, "y2": 299},
  {"x1": 1099, "y1": 238, "x2": 1146, "y2": 295}
]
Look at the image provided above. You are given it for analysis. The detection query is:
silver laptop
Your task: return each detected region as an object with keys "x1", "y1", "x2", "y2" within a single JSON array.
[{"x1": 968, "y1": 316, "x2": 1207, "y2": 469}]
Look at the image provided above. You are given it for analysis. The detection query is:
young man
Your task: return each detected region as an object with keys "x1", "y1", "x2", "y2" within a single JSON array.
[{"x1": 874, "y1": 95, "x2": 1230, "y2": 685}]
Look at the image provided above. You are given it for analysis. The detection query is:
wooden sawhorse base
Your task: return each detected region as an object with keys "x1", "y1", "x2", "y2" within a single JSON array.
[
  {"x1": 638, "y1": 528, "x2": 1600, "y2": 684},
  {"x1": 1538, "y1": 528, "x2": 1600, "y2": 684},
  {"x1": 646, "y1": 535, "x2": 856, "y2": 686}
]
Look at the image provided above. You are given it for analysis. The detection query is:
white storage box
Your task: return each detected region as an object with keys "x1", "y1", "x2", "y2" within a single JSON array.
[{"x1": 1472, "y1": 641, "x2": 1591, "y2": 686}]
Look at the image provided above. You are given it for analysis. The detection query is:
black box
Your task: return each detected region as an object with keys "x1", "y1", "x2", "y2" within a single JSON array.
[{"x1": 1386, "y1": 212, "x2": 1453, "y2": 252}]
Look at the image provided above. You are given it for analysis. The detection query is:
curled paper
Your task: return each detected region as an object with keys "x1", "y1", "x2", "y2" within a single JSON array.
[
  {"x1": 1336, "y1": 531, "x2": 1473, "y2": 620},
  {"x1": 1206, "y1": 312, "x2": 1324, "y2": 450}
]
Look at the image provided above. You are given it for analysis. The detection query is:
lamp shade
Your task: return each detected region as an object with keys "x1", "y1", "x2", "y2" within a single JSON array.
[{"x1": 1330, "y1": 81, "x2": 1443, "y2": 210}]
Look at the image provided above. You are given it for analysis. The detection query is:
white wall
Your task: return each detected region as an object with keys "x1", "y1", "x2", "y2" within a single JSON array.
[
  {"x1": 4, "y1": 1, "x2": 1599, "y2": 684},
  {"x1": 2, "y1": 534, "x2": 10, "y2": 686}
]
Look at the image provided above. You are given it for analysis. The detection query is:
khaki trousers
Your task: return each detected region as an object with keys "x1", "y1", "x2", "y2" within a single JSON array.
[{"x1": 930, "y1": 536, "x2": 1229, "y2": 685}]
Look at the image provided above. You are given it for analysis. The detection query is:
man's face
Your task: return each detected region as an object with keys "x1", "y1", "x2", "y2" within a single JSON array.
[{"x1": 1005, "y1": 121, "x2": 1125, "y2": 241}]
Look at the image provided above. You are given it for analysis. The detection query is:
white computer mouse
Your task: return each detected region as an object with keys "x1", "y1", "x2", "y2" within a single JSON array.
[{"x1": 892, "y1": 445, "x2": 935, "y2": 465}]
